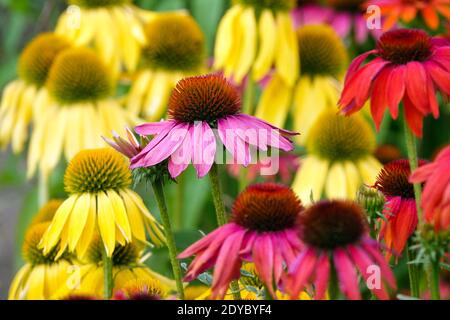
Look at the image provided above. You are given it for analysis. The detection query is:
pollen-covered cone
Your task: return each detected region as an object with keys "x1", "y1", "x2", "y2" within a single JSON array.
[
  {"x1": 51, "y1": 240, "x2": 175, "y2": 299},
  {"x1": 126, "y1": 11, "x2": 206, "y2": 120},
  {"x1": 292, "y1": 110, "x2": 382, "y2": 204},
  {"x1": 55, "y1": 0, "x2": 153, "y2": 74},
  {"x1": 27, "y1": 47, "x2": 138, "y2": 179},
  {"x1": 256, "y1": 24, "x2": 348, "y2": 139},
  {"x1": 214, "y1": 0, "x2": 298, "y2": 85},
  {"x1": 9, "y1": 222, "x2": 76, "y2": 300},
  {"x1": 0, "y1": 33, "x2": 70, "y2": 154},
  {"x1": 39, "y1": 148, "x2": 165, "y2": 259}
]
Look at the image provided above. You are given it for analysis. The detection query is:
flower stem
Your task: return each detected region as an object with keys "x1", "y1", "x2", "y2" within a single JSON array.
[
  {"x1": 328, "y1": 263, "x2": 340, "y2": 300},
  {"x1": 402, "y1": 118, "x2": 423, "y2": 225},
  {"x1": 174, "y1": 174, "x2": 184, "y2": 230},
  {"x1": 102, "y1": 245, "x2": 113, "y2": 299},
  {"x1": 152, "y1": 179, "x2": 185, "y2": 300},
  {"x1": 430, "y1": 261, "x2": 441, "y2": 300},
  {"x1": 406, "y1": 242, "x2": 420, "y2": 298},
  {"x1": 38, "y1": 172, "x2": 48, "y2": 207},
  {"x1": 208, "y1": 163, "x2": 242, "y2": 300}
]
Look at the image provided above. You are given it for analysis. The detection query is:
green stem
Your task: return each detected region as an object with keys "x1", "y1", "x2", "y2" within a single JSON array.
[
  {"x1": 406, "y1": 242, "x2": 420, "y2": 298},
  {"x1": 174, "y1": 174, "x2": 184, "y2": 230},
  {"x1": 152, "y1": 179, "x2": 185, "y2": 299},
  {"x1": 403, "y1": 118, "x2": 423, "y2": 225},
  {"x1": 430, "y1": 261, "x2": 441, "y2": 300},
  {"x1": 38, "y1": 172, "x2": 48, "y2": 207},
  {"x1": 328, "y1": 263, "x2": 340, "y2": 300},
  {"x1": 208, "y1": 163, "x2": 242, "y2": 300},
  {"x1": 102, "y1": 246, "x2": 113, "y2": 299}
]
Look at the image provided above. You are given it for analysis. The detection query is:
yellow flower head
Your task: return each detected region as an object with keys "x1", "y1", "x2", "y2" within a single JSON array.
[
  {"x1": 40, "y1": 148, "x2": 165, "y2": 258},
  {"x1": 297, "y1": 24, "x2": 348, "y2": 78},
  {"x1": 293, "y1": 110, "x2": 382, "y2": 204},
  {"x1": 47, "y1": 47, "x2": 113, "y2": 105},
  {"x1": 31, "y1": 199, "x2": 64, "y2": 226},
  {"x1": 9, "y1": 222, "x2": 74, "y2": 299},
  {"x1": 18, "y1": 33, "x2": 71, "y2": 88}
]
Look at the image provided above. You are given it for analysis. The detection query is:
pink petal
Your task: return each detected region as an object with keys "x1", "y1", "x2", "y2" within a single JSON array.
[
  {"x1": 252, "y1": 234, "x2": 275, "y2": 296},
  {"x1": 426, "y1": 60, "x2": 450, "y2": 95},
  {"x1": 344, "y1": 50, "x2": 377, "y2": 85},
  {"x1": 192, "y1": 122, "x2": 217, "y2": 178},
  {"x1": 405, "y1": 61, "x2": 430, "y2": 115},
  {"x1": 361, "y1": 238, "x2": 397, "y2": 289},
  {"x1": 403, "y1": 93, "x2": 424, "y2": 137},
  {"x1": 370, "y1": 66, "x2": 391, "y2": 130},
  {"x1": 334, "y1": 247, "x2": 361, "y2": 300},
  {"x1": 385, "y1": 65, "x2": 406, "y2": 119},
  {"x1": 135, "y1": 120, "x2": 175, "y2": 135},
  {"x1": 287, "y1": 247, "x2": 317, "y2": 298},
  {"x1": 217, "y1": 117, "x2": 251, "y2": 166},
  {"x1": 331, "y1": 13, "x2": 352, "y2": 38},
  {"x1": 313, "y1": 252, "x2": 330, "y2": 300},
  {"x1": 168, "y1": 124, "x2": 193, "y2": 178}
]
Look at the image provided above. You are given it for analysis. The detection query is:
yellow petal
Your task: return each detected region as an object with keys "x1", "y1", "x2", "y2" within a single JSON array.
[
  {"x1": 255, "y1": 74, "x2": 292, "y2": 127},
  {"x1": 127, "y1": 70, "x2": 153, "y2": 115},
  {"x1": 252, "y1": 9, "x2": 276, "y2": 81},
  {"x1": 275, "y1": 12, "x2": 299, "y2": 86},
  {"x1": 76, "y1": 193, "x2": 97, "y2": 258},
  {"x1": 120, "y1": 190, "x2": 146, "y2": 242},
  {"x1": 292, "y1": 156, "x2": 329, "y2": 205},
  {"x1": 67, "y1": 193, "x2": 91, "y2": 251},
  {"x1": 143, "y1": 71, "x2": 173, "y2": 121},
  {"x1": 27, "y1": 265, "x2": 46, "y2": 299},
  {"x1": 8, "y1": 264, "x2": 31, "y2": 300},
  {"x1": 325, "y1": 162, "x2": 348, "y2": 199},
  {"x1": 357, "y1": 156, "x2": 382, "y2": 185},
  {"x1": 214, "y1": 5, "x2": 243, "y2": 69},
  {"x1": 233, "y1": 7, "x2": 257, "y2": 83},
  {"x1": 343, "y1": 161, "x2": 360, "y2": 199},
  {"x1": 97, "y1": 192, "x2": 116, "y2": 256},
  {"x1": 107, "y1": 190, "x2": 132, "y2": 242}
]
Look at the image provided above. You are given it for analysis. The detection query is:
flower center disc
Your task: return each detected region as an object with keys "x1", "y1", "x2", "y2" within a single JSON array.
[
  {"x1": 232, "y1": 183, "x2": 303, "y2": 232},
  {"x1": 374, "y1": 159, "x2": 426, "y2": 199},
  {"x1": 298, "y1": 24, "x2": 348, "y2": 77},
  {"x1": 18, "y1": 33, "x2": 71, "y2": 87},
  {"x1": 307, "y1": 110, "x2": 375, "y2": 162},
  {"x1": 233, "y1": 0, "x2": 296, "y2": 12},
  {"x1": 377, "y1": 29, "x2": 432, "y2": 65},
  {"x1": 64, "y1": 148, "x2": 131, "y2": 194},
  {"x1": 299, "y1": 200, "x2": 367, "y2": 249},
  {"x1": 46, "y1": 47, "x2": 113, "y2": 104},
  {"x1": 118, "y1": 279, "x2": 166, "y2": 300},
  {"x1": 68, "y1": 0, "x2": 129, "y2": 8},
  {"x1": 327, "y1": 0, "x2": 365, "y2": 12},
  {"x1": 168, "y1": 74, "x2": 241, "y2": 123},
  {"x1": 142, "y1": 13, "x2": 205, "y2": 72}
]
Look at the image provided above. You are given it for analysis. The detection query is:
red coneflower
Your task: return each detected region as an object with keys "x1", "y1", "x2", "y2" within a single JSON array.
[
  {"x1": 410, "y1": 146, "x2": 450, "y2": 231},
  {"x1": 374, "y1": 159, "x2": 427, "y2": 259},
  {"x1": 178, "y1": 183, "x2": 304, "y2": 299},
  {"x1": 339, "y1": 28, "x2": 450, "y2": 137},
  {"x1": 286, "y1": 200, "x2": 396, "y2": 300},
  {"x1": 131, "y1": 74, "x2": 297, "y2": 178}
]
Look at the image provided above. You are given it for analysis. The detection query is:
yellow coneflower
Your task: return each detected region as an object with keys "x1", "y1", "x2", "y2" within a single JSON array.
[
  {"x1": 55, "y1": 0, "x2": 152, "y2": 74},
  {"x1": 30, "y1": 199, "x2": 64, "y2": 226},
  {"x1": 52, "y1": 239, "x2": 174, "y2": 298},
  {"x1": 126, "y1": 11, "x2": 206, "y2": 120},
  {"x1": 0, "y1": 33, "x2": 70, "y2": 153},
  {"x1": 292, "y1": 110, "x2": 382, "y2": 204},
  {"x1": 256, "y1": 24, "x2": 348, "y2": 143},
  {"x1": 39, "y1": 148, "x2": 165, "y2": 258},
  {"x1": 27, "y1": 47, "x2": 137, "y2": 179},
  {"x1": 214, "y1": 0, "x2": 298, "y2": 85},
  {"x1": 8, "y1": 222, "x2": 75, "y2": 300}
]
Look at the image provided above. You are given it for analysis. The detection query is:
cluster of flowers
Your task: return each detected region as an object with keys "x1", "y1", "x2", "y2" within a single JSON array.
[{"x1": 0, "y1": 0, "x2": 449, "y2": 300}]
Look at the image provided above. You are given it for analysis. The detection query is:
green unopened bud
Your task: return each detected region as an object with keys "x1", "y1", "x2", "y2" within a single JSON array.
[{"x1": 356, "y1": 185, "x2": 385, "y2": 218}]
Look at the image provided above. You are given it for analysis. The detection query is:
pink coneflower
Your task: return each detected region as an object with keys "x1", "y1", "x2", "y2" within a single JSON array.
[
  {"x1": 130, "y1": 74, "x2": 297, "y2": 178},
  {"x1": 410, "y1": 146, "x2": 450, "y2": 231},
  {"x1": 178, "y1": 183, "x2": 304, "y2": 299},
  {"x1": 339, "y1": 28, "x2": 450, "y2": 137},
  {"x1": 374, "y1": 159, "x2": 427, "y2": 260},
  {"x1": 287, "y1": 200, "x2": 396, "y2": 300}
]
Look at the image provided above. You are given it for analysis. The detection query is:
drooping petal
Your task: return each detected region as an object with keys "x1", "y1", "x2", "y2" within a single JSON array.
[{"x1": 334, "y1": 247, "x2": 361, "y2": 300}]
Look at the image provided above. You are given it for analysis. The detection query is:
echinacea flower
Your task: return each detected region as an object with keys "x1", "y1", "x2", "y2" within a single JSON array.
[
  {"x1": 27, "y1": 47, "x2": 137, "y2": 179},
  {"x1": 292, "y1": 110, "x2": 382, "y2": 204},
  {"x1": 126, "y1": 12, "x2": 206, "y2": 120},
  {"x1": 374, "y1": 159, "x2": 426, "y2": 259},
  {"x1": 39, "y1": 148, "x2": 165, "y2": 258},
  {"x1": 339, "y1": 28, "x2": 450, "y2": 137},
  {"x1": 9, "y1": 222, "x2": 75, "y2": 300},
  {"x1": 130, "y1": 74, "x2": 297, "y2": 179},
  {"x1": 256, "y1": 24, "x2": 347, "y2": 142},
  {"x1": 52, "y1": 239, "x2": 174, "y2": 298},
  {"x1": 410, "y1": 146, "x2": 450, "y2": 231},
  {"x1": 0, "y1": 33, "x2": 70, "y2": 153},
  {"x1": 286, "y1": 200, "x2": 396, "y2": 300},
  {"x1": 178, "y1": 183, "x2": 304, "y2": 298},
  {"x1": 55, "y1": 0, "x2": 151, "y2": 74},
  {"x1": 30, "y1": 199, "x2": 64, "y2": 226},
  {"x1": 114, "y1": 278, "x2": 167, "y2": 300},
  {"x1": 370, "y1": 0, "x2": 450, "y2": 30},
  {"x1": 214, "y1": 0, "x2": 299, "y2": 85}
]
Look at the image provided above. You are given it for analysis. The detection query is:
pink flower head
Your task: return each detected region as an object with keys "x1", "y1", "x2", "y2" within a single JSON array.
[
  {"x1": 103, "y1": 127, "x2": 148, "y2": 159},
  {"x1": 130, "y1": 74, "x2": 298, "y2": 178},
  {"x1": 286, "y1": 200, "x2": 396, "y2": 300},
  {"x1": 178, "y1": 183, "x2": 304, "y2": 299},
  {"x1": 374, "y1": 159, "x2": 427, "y2": 260},
  {"x1": 410, "y1": 146, "x2": 450, "y2": 231},
  {"x1": 339, "y1": 28, "x2": 450, "y2": 137}
]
